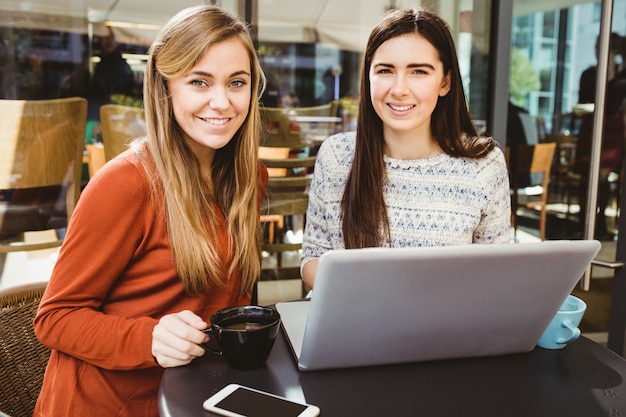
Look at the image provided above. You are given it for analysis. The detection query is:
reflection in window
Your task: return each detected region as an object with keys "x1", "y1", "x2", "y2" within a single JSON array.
[{"x1": 542, "y1": 11, "x2": 557, "y2": 38}]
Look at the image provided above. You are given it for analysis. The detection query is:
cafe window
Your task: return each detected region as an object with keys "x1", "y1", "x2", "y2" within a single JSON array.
[{"x1": 0, "y1": 0, "x2": 495, "y2": 134}]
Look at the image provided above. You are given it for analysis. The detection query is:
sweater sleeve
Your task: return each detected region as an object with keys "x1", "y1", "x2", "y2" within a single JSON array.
[
  {"x1": 473, "y1": 147, "x2": 512, "y2": 244},
  {"x1": 34, "y1": 154, "x2": 160, "y2": 370}
]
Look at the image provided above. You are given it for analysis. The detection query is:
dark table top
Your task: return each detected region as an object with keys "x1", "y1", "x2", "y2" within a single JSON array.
[{"x1": 159, "y1": 330, "x2": 626, "y2": 417}]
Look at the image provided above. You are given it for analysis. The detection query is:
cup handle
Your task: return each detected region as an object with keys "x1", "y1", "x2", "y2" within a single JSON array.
[
  {"x1": 200, "y1": 327, "x2": 222, "y2": 355},
  {"x1": 556, "y1": 320, "x2": 581, "y2": 344}
]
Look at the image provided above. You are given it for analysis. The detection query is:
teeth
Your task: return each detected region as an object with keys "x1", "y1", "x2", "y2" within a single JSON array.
[
  {"x1": 389, "y1": 104, "x2": 413, "y2": 111},
  {"x1": 201, "y1": 117, "x2": 229, "y2": 125}
]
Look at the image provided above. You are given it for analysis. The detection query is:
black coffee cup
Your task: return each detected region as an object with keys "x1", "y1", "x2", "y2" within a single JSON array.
[{"x1": 202, "y1": 305, "x2": 281, "y2": 370}]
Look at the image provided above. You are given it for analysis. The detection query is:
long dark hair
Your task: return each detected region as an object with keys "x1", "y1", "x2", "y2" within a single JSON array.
[{"x1": 341, "y1": 8, "x2": 496, "y2": 249}]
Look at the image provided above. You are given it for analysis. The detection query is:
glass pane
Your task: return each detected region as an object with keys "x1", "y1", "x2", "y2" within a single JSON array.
[
  {"x1": 509, "y1": 0, "x2": 626, "y2": 241},
  {"x1": 510, "y1": 0, "x2": 626, "y2": 340},
  {"x1": 0, "y1": 0, "x2": 495, "y2": 289}
]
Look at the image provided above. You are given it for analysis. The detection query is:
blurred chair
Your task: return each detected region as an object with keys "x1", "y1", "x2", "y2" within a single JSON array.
[
  {"x1": 0, "y1": 97, "x2": 87, "y2": 253},
  {"x1": 99, "y1": 104, "x2": 146, "y2": 162},
  {"x1": 257, "y1": 107, "x2": 322, "y2": 298},
  {"x1": 545, "y1": 132, "x2": 577, "y2": 212},
  {"x1": 85, "y1": 143, "x2": 106, "y2": 178},
  {"x1": 259, "y1": 146, "x2": 289, "y2": 247},
  {"x1": 292, "y1": 103, "x2": 333, "y2": 118},
  {"x1": 330, "y1": 100, "x2": 340, "y2": 118},
  {"x1": 0, "y1": 282, "x2": 50, "y2": 417},
  {"x1": 262, "y1": 103, "x2": 338, "y2": 147},
  {"x1": 510, "y1": 142, "x2": 557, "y2": 240}
]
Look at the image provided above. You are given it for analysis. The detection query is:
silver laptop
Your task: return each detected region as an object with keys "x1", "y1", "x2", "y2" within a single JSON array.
[{"x1": 276, "y1": 240, "x2": 601, "y2": 371}]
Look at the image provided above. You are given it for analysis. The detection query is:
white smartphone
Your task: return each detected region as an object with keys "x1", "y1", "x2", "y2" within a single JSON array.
[{"x1": 202, "y1": 384, "x2": 320, "y2": 417}]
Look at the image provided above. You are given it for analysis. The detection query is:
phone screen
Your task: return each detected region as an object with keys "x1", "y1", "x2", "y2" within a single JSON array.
[{"x1": 213, "y1": 386, "x2": 309, "y2": 417}]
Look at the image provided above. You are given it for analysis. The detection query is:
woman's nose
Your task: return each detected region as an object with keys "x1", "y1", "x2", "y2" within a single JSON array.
[
  {"x1": 209, "y1": 87, "x2": 229, "y2": 110},
  {"x1": 390, "y1": 76, "x2": 409, "y2": 96}
]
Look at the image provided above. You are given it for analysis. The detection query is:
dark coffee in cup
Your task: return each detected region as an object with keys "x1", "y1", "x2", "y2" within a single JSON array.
[
  {"x1": 202, "y1": 305, "x2": 281, "y2": 370},
  {"x1": 223, "y1": 322, "x2": 266, "y2": 331}
]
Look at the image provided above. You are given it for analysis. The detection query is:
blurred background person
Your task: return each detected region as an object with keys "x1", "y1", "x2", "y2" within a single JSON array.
[{"x1": 573, "y1": 32, "x2": 626, "y2": 239}]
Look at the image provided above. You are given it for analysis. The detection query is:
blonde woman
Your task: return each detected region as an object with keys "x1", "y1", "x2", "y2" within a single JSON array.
[{"x1": 34, "y1": 6, "x2": 267, "y2": 417}]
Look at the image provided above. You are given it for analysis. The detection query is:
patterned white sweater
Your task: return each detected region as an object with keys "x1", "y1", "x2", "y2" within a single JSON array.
[{"x1": 301, "y1": 132, "x2": 511, "y2": 269}]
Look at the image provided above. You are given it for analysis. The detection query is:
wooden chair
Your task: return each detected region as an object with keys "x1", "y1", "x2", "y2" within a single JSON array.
[
  {"x1": 0, "y1": 97, "x2": 87, "y2": 253},
  {"x1": 85, "y1": 143, "x2": 106, "y2": 178},
  {"x1": 99, "y1": 104, "x2": 146, "y2": 162},
  {"x1": 510, "y1": 142, "x2": 557, "y2": 240},
  {"x1": 0, "y1": 282, "x2": 50, "y2": 417},
  {"x1": 259, "y1": 146, "x2": 289, "y2": 246},
  {"x1": 258, "y1": 105, "x2": 328, "y2": 251},
  {"x1": 545, "y1": 133, "x2": 577, "y2": 210},
  {"x1": 258, "y1": 107, "x2": 320, "y2": 297},
  {"x1": 292, "y1": 103, "x2": 333, "y2": 117},
  {"x1": 261, "y1": 103, "x2": 336, "y2": 147}
]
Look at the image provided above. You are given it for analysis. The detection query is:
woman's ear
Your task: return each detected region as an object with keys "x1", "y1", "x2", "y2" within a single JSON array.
[{"x1": 439, "y1": 71, "x2": 451, "y2": 97}]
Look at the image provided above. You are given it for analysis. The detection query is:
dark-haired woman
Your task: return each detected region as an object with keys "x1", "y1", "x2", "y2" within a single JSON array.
[{"x1": 301, "y1": 8, "x2": 510, "y2": 289}]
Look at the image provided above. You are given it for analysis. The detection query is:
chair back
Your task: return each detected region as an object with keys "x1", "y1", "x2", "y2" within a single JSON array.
[
  {"x1": 86, "y1": 143, "x2": 106, "y2": 178},
  {"x1": 529, "y1": 142, "x2": 557, "y2": 180},
  {"x1": 258, "y1": 147, "x2": 290, "y2": 177},
  {"x1": 260, "y1": 107, "x2": 304, "y2": 149},
  {"x1": 0, "y1": 282, "x2": 50, "y2": 417},
  {"x1": 510, "y1": 142, "x2": 557, "y2": 240},
  {"x1": 259, "y1": 146, "x2": 314, "y2": 264},
  {"x1": 291, "y1": 103, "x2": 333, "y2": 117},
  {"x1": 260, "y1": 103, "x2": 335, "y2": 149},
  {"x1": 258, "y1": 106, "x2": 334, "y2": 296},
  {"x1": 258, "y1": 105, "x2": 321, "y2": 220},
  {"x1": 0, "y1": 97, "x2": 87, "y2": 252},
  {"x1": 99, "y1": 104, "x2": 146, "y2": 161}
]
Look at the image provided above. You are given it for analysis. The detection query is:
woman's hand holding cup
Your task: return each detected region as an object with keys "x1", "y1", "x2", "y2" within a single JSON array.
[{"x1": 152, "y1": 310, "x2": 210, "y2": 368}]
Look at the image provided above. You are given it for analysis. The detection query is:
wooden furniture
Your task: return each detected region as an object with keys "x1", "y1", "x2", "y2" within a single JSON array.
[
  {"x1": 258, "y1": 107, "x2": 322, "y2": 293},
  {"x1": 99, "y1": 104, "x2": 146, "y2": 162},
  {"x1": 261, "y1": 103, "x2": 336, "y2": 147},
  {"x1": 510, "y1": 142, "x2": 557, "y2": 240},
  {"x1": 85, "y1": 143, "x2": 106, "y2": 178},
  {"x1": 0, "y1": 97, "x2": 87, "y2": 253},
  {"x1": 259, "y1": 146, "x2": 289, "y2": 246},
  {"x1": 85, "y1": 104, "x2": 145, "y2": 178},
  {"x1": 546, "y1": 132, "x2": 577, "y2": 210},
  {"x1": 0, "y1": 282, "x2": 50, "y2": 417},
  {"x1": 260, "y1": 157, "x2": 312, "y2": 270}
]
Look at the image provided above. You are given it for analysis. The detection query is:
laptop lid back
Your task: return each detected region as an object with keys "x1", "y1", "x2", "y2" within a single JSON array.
[{"x1": 290, "y1": 240, "x2": 600, "y2": 371}]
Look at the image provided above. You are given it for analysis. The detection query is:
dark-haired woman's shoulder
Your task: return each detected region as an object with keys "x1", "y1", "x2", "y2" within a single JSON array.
[
  {"x1": 315, "y1": 131, "x2": 357, "y2": 168},
  {"x1": 468, "y1": 138, "x2": 509, "y2": 184},
  {"x1": 456, "y1": 134, "x2": 508, "y2": 176}
]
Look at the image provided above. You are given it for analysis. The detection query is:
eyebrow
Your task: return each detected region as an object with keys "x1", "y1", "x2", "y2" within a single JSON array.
[
  {"x1": 186, "y1": 69, "x2": 251, "y2": 78},
  {"x1": 373, "y1": 62, "x2": 436, "y2": 70}
]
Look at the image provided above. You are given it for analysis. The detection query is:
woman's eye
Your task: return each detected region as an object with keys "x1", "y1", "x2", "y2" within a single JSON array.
[
  {"x1": 191, "y1": 79, "x2": 207, "y2": 87},
  {"x1": 377, "y1": 69, "x2": 392, "y2": 75},
  {"x1": 231, "y1": 79, "x2": 246, "y2": 88}
]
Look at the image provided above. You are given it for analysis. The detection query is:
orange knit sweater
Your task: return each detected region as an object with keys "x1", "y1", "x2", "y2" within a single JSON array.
[{"x1": 33, "y1": 148, "x2": 268, "y2": 417}]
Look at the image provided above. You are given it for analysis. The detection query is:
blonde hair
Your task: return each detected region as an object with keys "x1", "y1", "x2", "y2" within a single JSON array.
[{"x1": 139, "y1": 5, "x2": 266, "y2": 295}]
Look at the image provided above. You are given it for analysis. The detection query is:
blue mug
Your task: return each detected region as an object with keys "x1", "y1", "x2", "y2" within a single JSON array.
[{"x1": 537, "y1": 295, "x2": 586, "y2": 349}]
